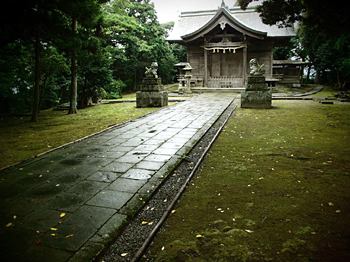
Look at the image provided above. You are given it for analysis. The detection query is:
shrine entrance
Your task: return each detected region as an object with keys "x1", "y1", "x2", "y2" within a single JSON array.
[
  {"x1": 202, "y1": 34, "x2": 248, "y2": 87},
  {"x1": 167, "y1": 1, "x2": 295, "y2": 89}
]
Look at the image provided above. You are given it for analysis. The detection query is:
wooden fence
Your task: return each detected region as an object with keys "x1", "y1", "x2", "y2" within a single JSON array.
[{"x1": 208, "y1": 77, "x2": 243, "y2": 88}]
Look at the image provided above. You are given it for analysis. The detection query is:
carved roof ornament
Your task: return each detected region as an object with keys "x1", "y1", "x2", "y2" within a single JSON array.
[
  {"x1": 219, "y1": 0, "x2": 229, "y2": 10},
  {"x1": 219, "y1": 20, "x2": 227, "y2": 30}
]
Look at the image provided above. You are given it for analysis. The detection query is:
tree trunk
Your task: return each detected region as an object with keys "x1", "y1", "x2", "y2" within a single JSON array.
[
  {"x1": 132, "y1": 72, "x2": 137, "y2": 91},
  {"x1": 79, "y1": 76, "x2": 87, "y2": 109},
  {"x1": 336, "y1": 69, "x2": 341, "y2": 89},
  {"x1": 31, "y1": 36, "x2": 41, "y2": 122},
  {"x1": 68, "y1": 17, "x2": 78, "y2": 114},
  {"x1": 38, "y1": 74, "x2": 48, "y2": 113}
]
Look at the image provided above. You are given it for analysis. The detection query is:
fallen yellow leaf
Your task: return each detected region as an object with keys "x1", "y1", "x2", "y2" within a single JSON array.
[
  {"x1": 196, "y1": 234, "x2": 203, "y2": 238},
  {"x1": 50, "y1": 228, "x2": 58, "y2": 231},
  {"x1": 5, "y1": 223, "x2": 13, "y2": 227},
  {"x1": 65, "y1": 234, "x2": 74, "y2": 238},
  {"x1": 51, "y1": 234, "x2": 57, "y2": 237},
  {"x1": 121, "y1": 253, "x2": 128, "y2": 257},
  {"x1": 141, "y1": 221, "x2": 148, "y2": 225},
  {"x1": 60, "y1": 213, "x2": 66, "y2": 218},
  {"x1": 171, "y1": 210, "x2": 176, "y2": 214}
]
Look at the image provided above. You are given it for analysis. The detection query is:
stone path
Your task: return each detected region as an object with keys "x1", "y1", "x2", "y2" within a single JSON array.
[
  {"x1": 0, "y1": 93, "x2": 236, "y2": 262},
  {"x1": 272, "y1": 85, "x2": 324, "y2": 99}
]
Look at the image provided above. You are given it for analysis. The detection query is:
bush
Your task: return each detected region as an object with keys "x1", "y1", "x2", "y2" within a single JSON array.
[{"x1": 106, "y1": 79, "x2": 125, "y2": 99}]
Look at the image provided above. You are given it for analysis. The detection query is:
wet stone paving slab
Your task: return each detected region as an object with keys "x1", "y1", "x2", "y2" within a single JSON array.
[{"x1": 0, "y1": 93, "x2": 235, "y2": 262}]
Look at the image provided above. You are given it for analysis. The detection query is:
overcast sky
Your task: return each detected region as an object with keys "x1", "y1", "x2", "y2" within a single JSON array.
[{"x1": 151, "y1": 0, "x2": 238, "y2": 23}]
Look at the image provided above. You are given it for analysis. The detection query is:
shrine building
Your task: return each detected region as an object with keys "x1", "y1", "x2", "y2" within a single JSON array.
[{"x1": 167, "y1": 0, "x2": 296, "y2": 90}]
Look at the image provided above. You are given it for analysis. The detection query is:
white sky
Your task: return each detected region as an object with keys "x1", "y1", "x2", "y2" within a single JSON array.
[{"x1": 151, "y1": 0, "x2": 238, "y2": 23}]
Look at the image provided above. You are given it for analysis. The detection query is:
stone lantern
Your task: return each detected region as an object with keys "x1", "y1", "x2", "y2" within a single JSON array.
[{"x1": 183, "y1": 63, "x2": 193, "y2": 94}]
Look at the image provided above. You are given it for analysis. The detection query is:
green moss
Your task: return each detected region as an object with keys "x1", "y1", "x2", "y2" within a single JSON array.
[
  {"x1": 282, "y1": 238, "x2": 306, "y2": 253},
  {"x1": 0, "y1": 101, "x2": 161, "y2": 169},
  {"x1": 145, "y1": 100, "x2": 350, "y2": 262}
]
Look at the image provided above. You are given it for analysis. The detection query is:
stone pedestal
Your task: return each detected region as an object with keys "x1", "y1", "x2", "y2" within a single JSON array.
[
  {"x1": 241, "y1": 76, "x2": 271, "y2": 109},
  {"x1": 136, "y1": 77, "x2": 168, "y2": 108}
]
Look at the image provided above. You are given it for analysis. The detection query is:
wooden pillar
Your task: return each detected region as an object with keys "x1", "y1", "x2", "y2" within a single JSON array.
[
  {"x1": 204, "y1": 48, "x2": 208, "y2": 87},
  {"x1": 242, "y1": 46, "x2": 247, "y2": 86}
]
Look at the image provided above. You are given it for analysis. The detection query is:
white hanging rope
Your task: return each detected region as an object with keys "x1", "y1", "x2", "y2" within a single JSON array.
[{"x1": 202, "y1": 45, "x2": 246, "y2": 53}]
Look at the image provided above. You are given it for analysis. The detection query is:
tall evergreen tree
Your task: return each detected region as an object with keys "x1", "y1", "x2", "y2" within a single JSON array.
[
  {"x1": 124, "y1": 0, "x2": 176, "y2": 89},
  {"x1": 56, "y1": 0, "x2": 108, "y2": 114},
  {"x1": 0, "y1": 0, "x2": 62, "y2": 121}
]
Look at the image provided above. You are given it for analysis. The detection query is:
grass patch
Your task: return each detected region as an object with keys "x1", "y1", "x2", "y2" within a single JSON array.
[
  {"x1": 0, "y1": 102, "x2": 160, "y2": 169},
  {"x1": 144, "y1": 100, "x2": 350, "y2": 262}
]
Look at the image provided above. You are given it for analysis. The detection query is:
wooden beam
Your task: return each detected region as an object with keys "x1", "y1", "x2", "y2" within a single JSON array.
[
  {"x1": 204, "y1": 48, "x2": 208, "y2": 87},
  {"x1": 243, "y1": 46, "x2": 247, "y2": 86}
]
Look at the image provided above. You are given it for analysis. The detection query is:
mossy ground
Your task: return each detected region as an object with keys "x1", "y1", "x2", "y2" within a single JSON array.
[
  {"x1": 0, "y1": 102, "x2": 158, "y2": 169},
  {"x1": 144, "y1": 100, "x2": 350, "y2": 262}
]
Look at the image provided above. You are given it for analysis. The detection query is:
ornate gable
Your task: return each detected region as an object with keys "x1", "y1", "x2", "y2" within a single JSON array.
[{"x1": 182, "y1": 6, "x2": 267, "y2": 43}]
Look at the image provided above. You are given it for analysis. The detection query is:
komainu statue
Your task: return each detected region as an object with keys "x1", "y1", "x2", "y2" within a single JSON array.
[
  {"x1": 145, "y1": 62, "x2": 158, "y2": 78},
  {"x1": 249, "y1": 58, "x2": 265, "y2": 76}
]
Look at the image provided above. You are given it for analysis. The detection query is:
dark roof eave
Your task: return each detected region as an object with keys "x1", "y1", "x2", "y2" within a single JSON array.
[{"x1": 167, "y1": 39, "x2": 186, "y2": 45}]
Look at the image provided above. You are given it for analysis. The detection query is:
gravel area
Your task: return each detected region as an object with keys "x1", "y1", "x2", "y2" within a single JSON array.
[{"x1": 97, "y1": 98, "x2": 239, "y2": 262}]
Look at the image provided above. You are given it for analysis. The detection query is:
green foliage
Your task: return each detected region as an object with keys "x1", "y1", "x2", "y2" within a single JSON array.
[
  {"x1": 297, "y1": 25, "x2": 350, "y2": 87},
  {"x1": 0, "y1": 0, "x2": 187, "y2": 116},
  {"x1": 238, "y1": 0, "x2": 350, "y2": 37},
  {"x1": 273, "y1": 38, "x2": 298, "y2": 60},
  {"x1": 120, "y1": 0, "x2": 177, "y2": 88},
  {"x1": 0, "y1": 101, "x2": 159, "y2": 168},
  {"x1": 106, "y1": 80, "x2": 126, "y2": 99}
]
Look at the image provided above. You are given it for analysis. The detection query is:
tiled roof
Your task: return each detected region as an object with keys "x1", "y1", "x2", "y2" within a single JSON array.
[{"x1": 167, "y1": 0, "x2": 295, "y2": 42}]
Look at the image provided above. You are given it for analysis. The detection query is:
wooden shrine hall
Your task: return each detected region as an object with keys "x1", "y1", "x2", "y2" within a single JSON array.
[{"x1": 167, "y1": 0, "x2": 296, "y2": 90}]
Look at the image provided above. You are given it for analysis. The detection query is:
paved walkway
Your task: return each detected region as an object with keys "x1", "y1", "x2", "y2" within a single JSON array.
[{"x1": 0, "y1": 93, "x2": 236, "y2": 262}]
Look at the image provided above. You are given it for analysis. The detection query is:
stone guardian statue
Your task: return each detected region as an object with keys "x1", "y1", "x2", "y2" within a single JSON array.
[{"x1": 249, "y1": 58, "x2": 265, "y2": 76}]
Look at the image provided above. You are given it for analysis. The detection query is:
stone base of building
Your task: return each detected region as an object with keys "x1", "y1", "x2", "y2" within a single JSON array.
[
  {"x1": 241, "y1": 91, "x2": 272, "y2": 109},
  {"x1": 136, "y1": 91, "x2": 168, "y2": 108}
]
